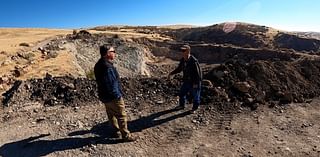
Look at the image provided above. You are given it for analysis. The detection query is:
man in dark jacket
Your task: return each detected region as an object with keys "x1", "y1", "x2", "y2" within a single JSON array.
[
  {"x1": 94, "y1": 44, "x2": 136, "y2": 142},
  {"x1": 168, "y1": 44, "x2": 202, "y2": 112}
]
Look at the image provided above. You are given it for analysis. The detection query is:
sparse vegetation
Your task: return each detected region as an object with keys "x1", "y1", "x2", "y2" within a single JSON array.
[
  {"x1": 112, "y1": 34, "x2": 119, "y2": 39},
  {"x1": 86, "y1": 70, "x2": 95, "y2": 80},
  {"x1": 19, "y1": 42, "x2": 30, "y2": 47},
  {"x1": 46, "y1": 51, "x2": 58, "y2": 59},
  {"x1": 17, "y1": 52, "x2": 35, "y2": 60}
]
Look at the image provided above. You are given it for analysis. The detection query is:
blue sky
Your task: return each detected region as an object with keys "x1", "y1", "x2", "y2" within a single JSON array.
[{"x1": 0, "y1": 0, "x2": 319, "y2": 32}]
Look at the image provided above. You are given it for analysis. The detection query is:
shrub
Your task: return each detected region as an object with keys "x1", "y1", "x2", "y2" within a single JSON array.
[
  {"x1": 19, "y1": 43, "x2": 30, "y2": 47},
  {"x1": 86, "y1": 70, "x2": 96, "y2": 80}
]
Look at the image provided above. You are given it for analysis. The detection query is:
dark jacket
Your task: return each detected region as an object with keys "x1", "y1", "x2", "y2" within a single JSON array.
[
  {"x1": 94, "y1": 58, "x2": 123, "y2": 102},
  {"x1": 170, "y1": 55, "x2": 202, "y2": 84}
]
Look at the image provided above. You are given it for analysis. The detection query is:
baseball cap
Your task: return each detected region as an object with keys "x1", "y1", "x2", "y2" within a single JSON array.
[{"x1": 180, "y1": 44, "x2": 191, "y2": 50}]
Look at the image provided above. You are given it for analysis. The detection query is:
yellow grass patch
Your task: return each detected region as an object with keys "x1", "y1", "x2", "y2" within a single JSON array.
[{"x1": 0, "y1": 28, "x2": 71, "y2": 54}]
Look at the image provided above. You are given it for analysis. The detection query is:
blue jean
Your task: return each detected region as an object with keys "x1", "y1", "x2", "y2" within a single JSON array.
[{"x1": 179, "y1": 82, "x2": 201, "y2": 109}]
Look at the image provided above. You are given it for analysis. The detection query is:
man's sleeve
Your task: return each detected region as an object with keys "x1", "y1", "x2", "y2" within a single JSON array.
[
  {"x1": 104, "y1": 68, "x2": 122, "y2": 99},
  {"x1": 192, "y1": 60, "x2": 202, "y2": 83},
  {"x1": 170, "y1": 59, "x2": 183, "y2": 75}
]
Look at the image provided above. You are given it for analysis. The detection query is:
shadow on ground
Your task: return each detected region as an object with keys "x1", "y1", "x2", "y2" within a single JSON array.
[{"x1": 0, "y1": 107, "x2": 192, "y2": 157}]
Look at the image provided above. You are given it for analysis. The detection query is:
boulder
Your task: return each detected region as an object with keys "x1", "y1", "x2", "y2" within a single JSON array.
[
  {"x1": 202, "y1": 79, "x2": 213, "y2": 88},
  {"x1": 233, "y1": 81, "x2": 251, "y2": 93}
]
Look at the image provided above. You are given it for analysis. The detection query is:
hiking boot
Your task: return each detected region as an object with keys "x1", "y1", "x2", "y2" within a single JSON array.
[
  {"x1": 122, "y1": 135, "x2": 137, "y2": 142},
  {"x1": 190, "y1": 107, "x2": 199, "y2": 114}
]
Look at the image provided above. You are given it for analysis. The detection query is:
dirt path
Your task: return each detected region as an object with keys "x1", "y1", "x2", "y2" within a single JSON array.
[{"x1": 1, "y1": 97, "x2": 320, "y2": 157}]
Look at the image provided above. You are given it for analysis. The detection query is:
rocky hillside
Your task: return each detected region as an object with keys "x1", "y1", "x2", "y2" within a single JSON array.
[
  {"x1": 166, "y1": 22, "x2": 320, "y2": 53},
  {"x1": 295, "y1": 32, "x2": 320, "y2": 40}
]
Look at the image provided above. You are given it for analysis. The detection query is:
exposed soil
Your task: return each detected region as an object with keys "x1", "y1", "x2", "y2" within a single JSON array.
[{"x1": 0, "y1": 85, "x2": 319, "y2": 157}]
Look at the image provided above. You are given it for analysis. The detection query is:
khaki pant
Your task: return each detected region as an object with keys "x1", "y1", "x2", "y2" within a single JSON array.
[{"x1": 104, "y1": 98, "x2": 131, "y2": 138}]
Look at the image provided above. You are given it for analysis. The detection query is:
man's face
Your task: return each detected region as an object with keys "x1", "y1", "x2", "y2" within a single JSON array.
[
  {"x1": 106, "y1": 47, "x2": 116, "y2": 60},
  {"x1": 182, "y1": 48, "x2": 190, "y2": 59}
]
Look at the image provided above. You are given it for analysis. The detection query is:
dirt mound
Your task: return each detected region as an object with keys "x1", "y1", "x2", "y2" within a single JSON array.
[
  {"x1": 1, "y1": 75, "x2": 180, "y2": 107},
  {"x1": 135, "y1": 38, "x2": 305, "y2": 66},
  {"x1": 6, "y1": 59, "x2": 320, "y2": 112},
  {"x1": 2, "y1": 74, "x2": 99, "y2": 108},
  {"x1": 179, "y1": 23, "x2": 268, "y2": 48},
  {"x1": 205, "y1": 59, "x2": 320, "y2": 109},
  {"x1": 41, "y1": 31, "x2": 154, "y2": 77},
  {"x1": 274, "y1": 32, "x2": 320, "y2": 52},
  {"x1": 2, "y1": 71, "x2": 234, "y2": 114},
  {"x1": 168, "y1": 22, "x2": 320, "y2": 54}
]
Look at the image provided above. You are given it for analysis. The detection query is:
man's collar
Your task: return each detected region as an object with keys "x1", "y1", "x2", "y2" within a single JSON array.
[
  {"x1": 102, "y1": 58, "x2": 114, "y2": 65},
  {"x1": 184, "y1": 55, "x2": 191, "y2": 61}
]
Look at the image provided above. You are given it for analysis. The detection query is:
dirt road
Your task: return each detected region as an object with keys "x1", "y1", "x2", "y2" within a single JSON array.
[{"x1": 0, "y1": 97, "x2": 319, "y2": 157}]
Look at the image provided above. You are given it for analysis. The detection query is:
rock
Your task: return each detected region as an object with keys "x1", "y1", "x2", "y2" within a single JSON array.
[
  {"x1": 36, "y1": 117, "x2": 46, "y2": 123},
  {"x1": 250, "y1": 103, "x2": 259, "y2": 110},
  {"x1": 46, "y1": 51, "x2": 59, "y2": 59},
  {"x1": 38, "y1": 47, "x2": 46, "y2": 53},
  {"x1": 126, "y1": 38, "x2": 134, "y2": 42},
  {"x1": 253, "y1": 90, "x2": 265, "y2": 103},
  {"x1": 279, "y1": 92, "x2": 293, "y2": 104},
  {"x1": 77, "y1": 121, "x2": 84, "y2": 128},
  {"x1": 12, "y1": 69, "x2": 22, "y2": 77},
  {"x1": 11, "y1": 56, "x2": 18, "y2": 61},
  {"x1": 245, "y1": 98, "x2": 254, "y2": 103},
  {"x1": 45, "y1": 73, "x2": 53, "y2": 80},
  {"x1": 305, "y1": 99, "x2": 313, "y2": 103},
  {"x1": 156, "y1": 100, "x2": 164, "y2": 104},
  {"x1": 202, "y1": 79, "x2": 213, "y2": 88},
  {"x1": 284, "y1": 147, "x2": 292, "y2": 152},
  {"x1": 212, "y1": 70, "x2": 226, "y2": 79},
  {"x1": 233, "y1": 82, "x2": 251, "y2": 93},
  {"x1": 1, "y1": 60, "x2": 11, "y2": 66},
  {"x1": 0, "y1": 77, "x2": 8, "y2": 84},
  {"x1": 63, "y1": 82, "x2": 75, "y2": 89}
]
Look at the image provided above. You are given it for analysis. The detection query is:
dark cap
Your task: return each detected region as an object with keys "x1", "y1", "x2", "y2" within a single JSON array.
[{"x1": 180, "y1": 44, "x2": 191, "y2": 50}]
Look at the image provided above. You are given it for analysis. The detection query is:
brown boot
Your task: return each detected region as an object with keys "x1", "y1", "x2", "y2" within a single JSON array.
[{"x1": 122, "y1": 135, "x2": 137, "y2": 142}]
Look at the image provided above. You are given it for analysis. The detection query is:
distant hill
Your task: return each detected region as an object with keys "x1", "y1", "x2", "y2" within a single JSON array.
[
  {"x1": 294, "y1": 32, "x2": 320, "y2": 40},
  {"x1": 171, "y1": 22, "x2": 320, "y2": 53}
]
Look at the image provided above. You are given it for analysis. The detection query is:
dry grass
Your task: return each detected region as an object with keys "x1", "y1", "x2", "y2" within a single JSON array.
[
  {"x1": 0, "y1": 28, "x2": 71, "y2": 54},
  {"x1": 0, "y1": 28, "x2": 81, "y2": 95},
  {"x1": 19, "y1": 50, "x2": 85, "y2": 80}
]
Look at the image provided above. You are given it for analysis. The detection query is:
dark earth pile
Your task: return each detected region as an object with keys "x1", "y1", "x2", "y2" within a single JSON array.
[
  {"x1": 205, "y1": 59, "x2": 320, "y2": 109},
  {"x1": 1, "y1": 74, "x2": 231, "y2": 117},
  {"x1": 3, "y1": 59, "x2": 320, "y2": 112}
]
